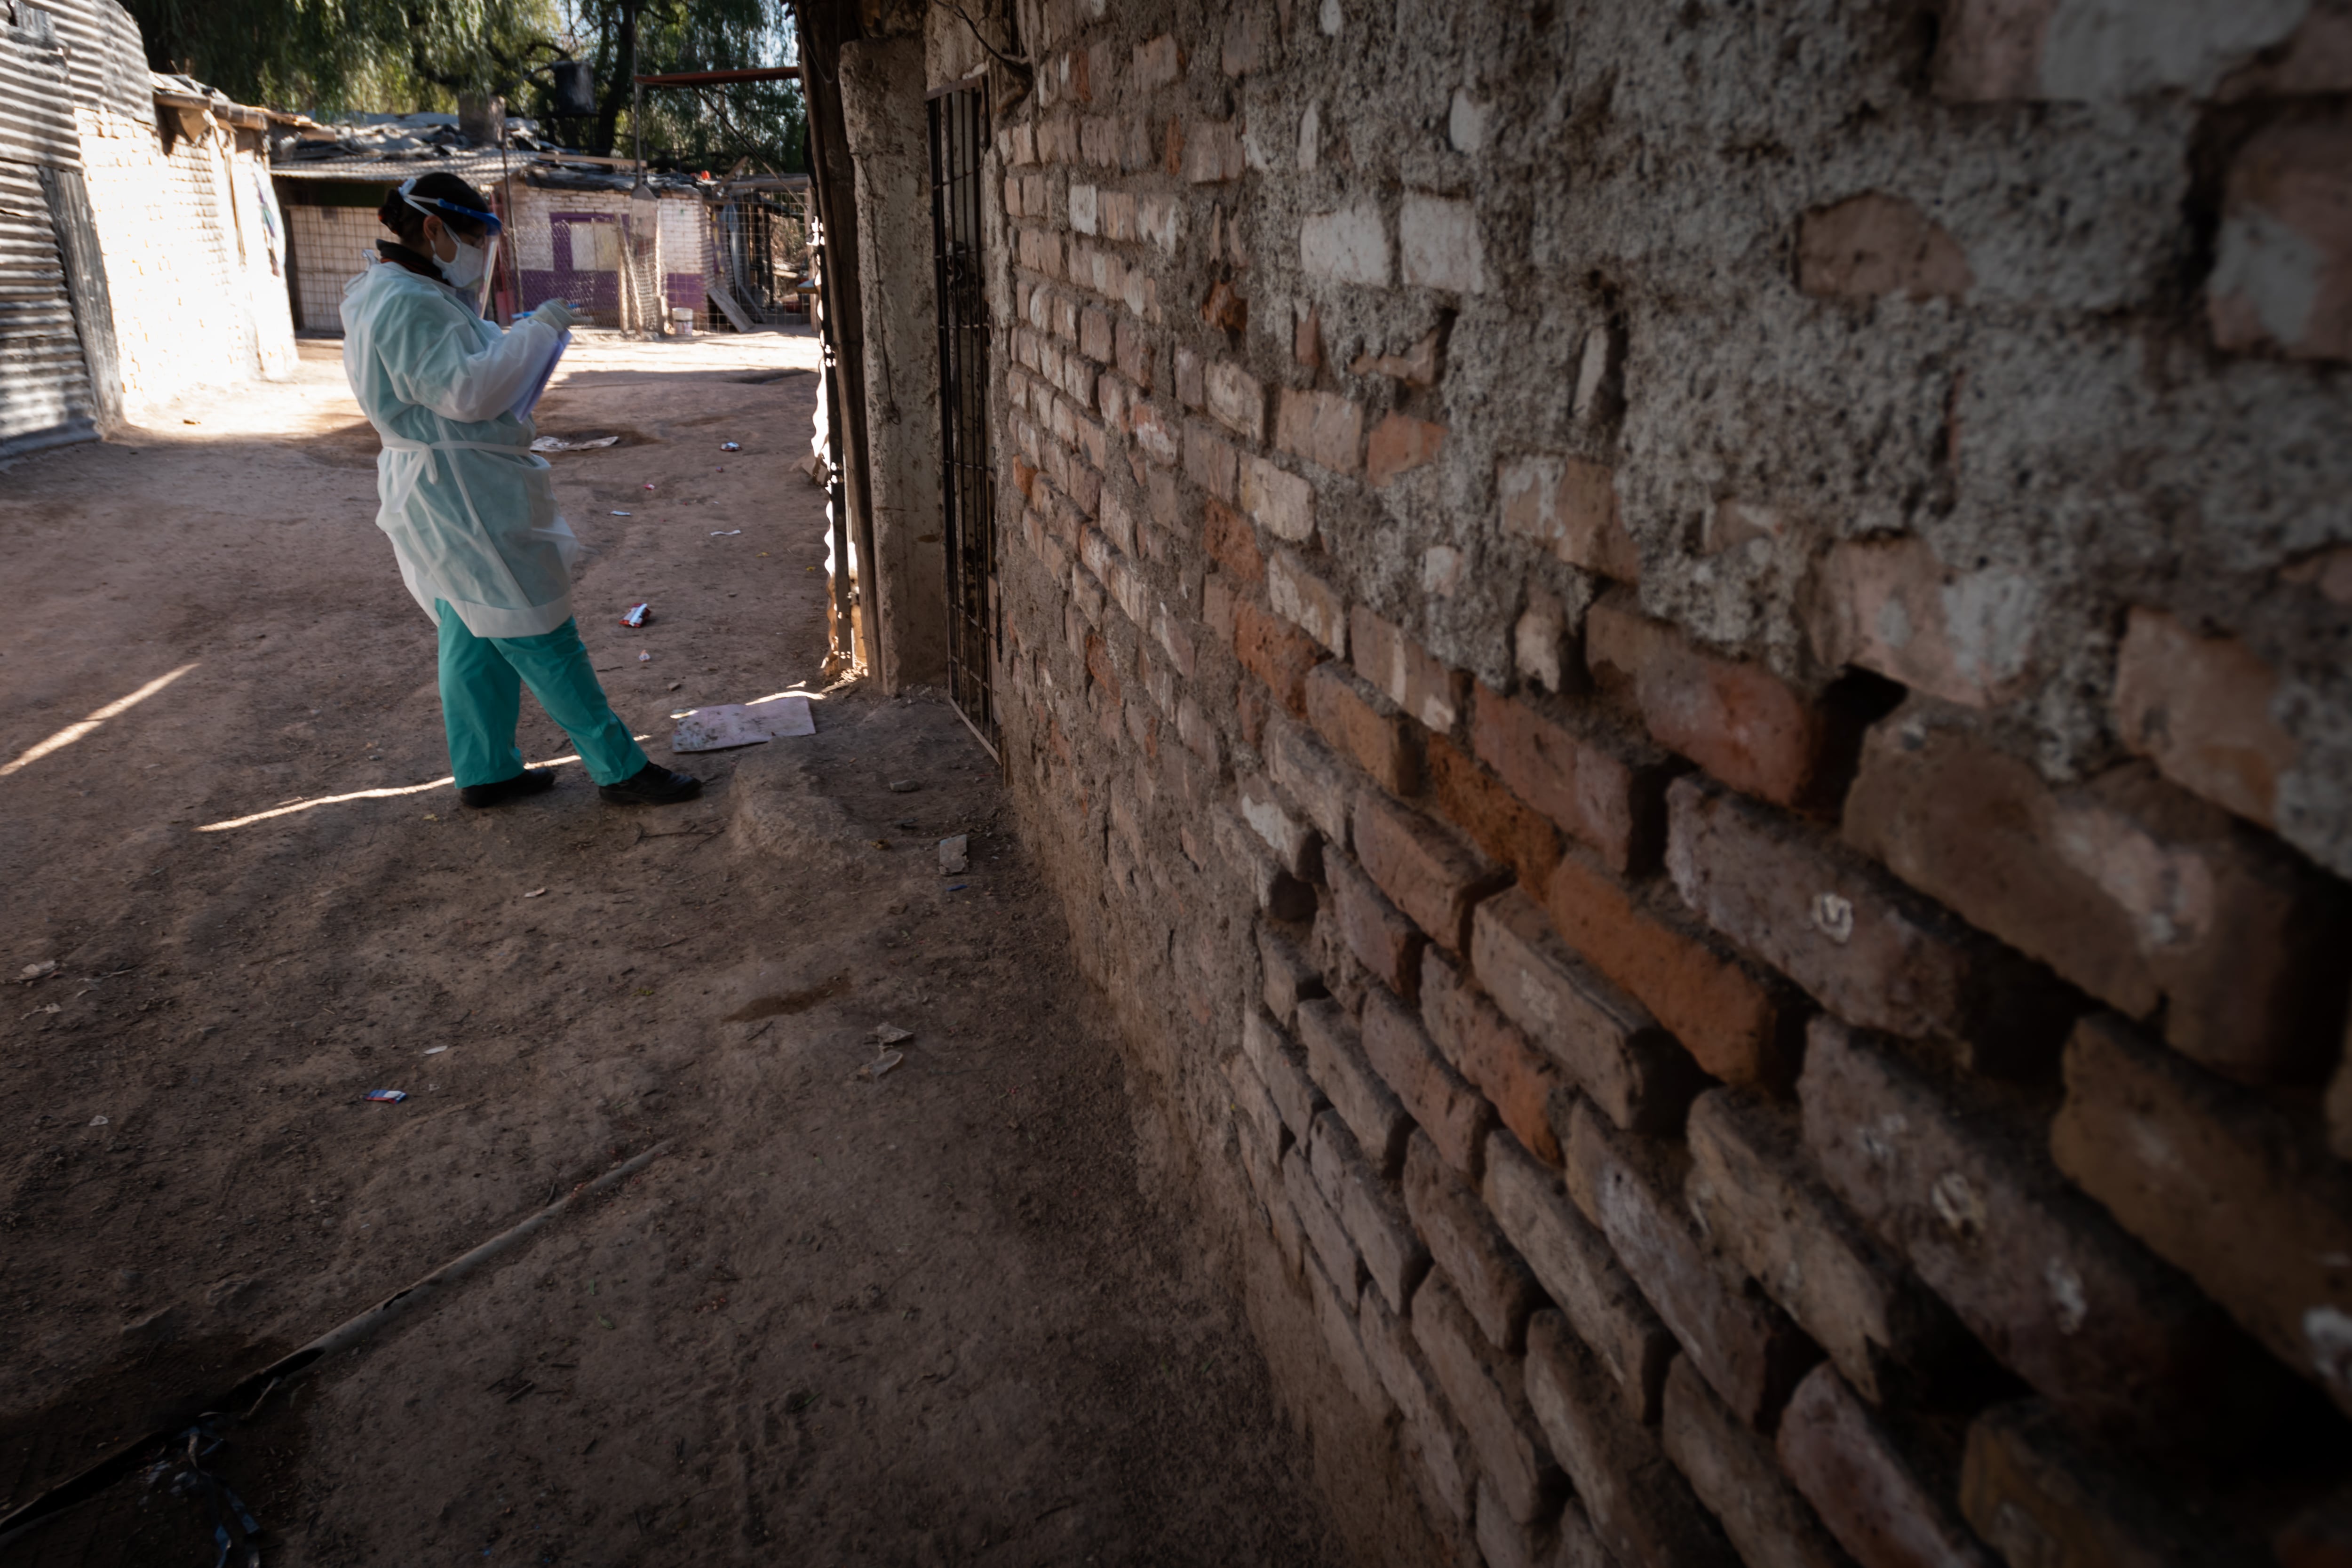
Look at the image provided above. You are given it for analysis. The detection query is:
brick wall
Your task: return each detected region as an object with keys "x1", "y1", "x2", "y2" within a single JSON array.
[
  {"x1": 75, "y1": 105, "x2": 297, "y2": 414},
  {"x1": 947, "y1": 2, "x2": 2352, "y2": 1562}
]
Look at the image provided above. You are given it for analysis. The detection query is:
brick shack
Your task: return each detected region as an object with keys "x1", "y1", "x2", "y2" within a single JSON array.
[{"x1": 792, "y1": 0, "x2": 2352, "y2": 1562}]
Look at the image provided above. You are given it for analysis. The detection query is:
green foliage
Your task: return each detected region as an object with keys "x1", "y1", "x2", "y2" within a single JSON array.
[
  {"x1": 120, "y1": 0, "x2": 806, "y2": 171},
  {"x1": 123, "y1": 0, "x2": 564, "y2": 116},
  {"x1": 558, "y1": 1, "x2": 804, "y2": 171}
]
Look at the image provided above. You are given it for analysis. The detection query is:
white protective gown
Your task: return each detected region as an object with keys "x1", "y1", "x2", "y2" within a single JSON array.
[{"x1": 341, "y1": 260, "x2": 581, "y2": 638}]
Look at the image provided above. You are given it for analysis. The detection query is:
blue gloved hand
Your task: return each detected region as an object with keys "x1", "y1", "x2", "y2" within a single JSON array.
[{"x1": 530, "y1": 298, "x2": 578, "y2": 333}]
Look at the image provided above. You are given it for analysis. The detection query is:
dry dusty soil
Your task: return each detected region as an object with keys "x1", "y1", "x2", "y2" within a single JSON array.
[{"x1": 0, "y1": 332, "x2": 1342, "y2": 1566}]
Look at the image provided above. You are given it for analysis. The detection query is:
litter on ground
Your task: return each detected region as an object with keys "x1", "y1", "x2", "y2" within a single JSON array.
[
  {"x1": 869, "y1": 1023, "x2": 913, "y2": 1046},
  {"x1": 671, "y1": 694, "x2": 816, "y2": 752},
  {"x1": 364, "y1": 1090, "x2": 408, "y2": 1103},
  {"x1": 610, "y1": 510, "x2": 632, "y2": 517},
  {"x1": 938, "y1": 834, "x2": 969, "y2": 874},
  {"x1": 620, "y1": 602, "x2": 651, "y2": 629},
  {"x1": 858, "y1": 1050, "x2": 904, "y2": 1081},
  {"x1": 711, "y1": 530, "x2": 741, "y2": 536},
  {"x1": 529, "y1": 435, "x2": 619, "y2": 453},
  {"x1": 721, "y1": 442, "x2": 740, "y2": 451}
]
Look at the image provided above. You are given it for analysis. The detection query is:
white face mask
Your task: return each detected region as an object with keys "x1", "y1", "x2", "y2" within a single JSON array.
[{"x1": 437, "y1": 234, "x2": 493, "y2": 291}]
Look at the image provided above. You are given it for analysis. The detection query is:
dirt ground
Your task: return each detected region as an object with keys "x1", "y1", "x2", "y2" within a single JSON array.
[{"x1": 0, "y1": 330, "x2": 1342, "y2": 1566}]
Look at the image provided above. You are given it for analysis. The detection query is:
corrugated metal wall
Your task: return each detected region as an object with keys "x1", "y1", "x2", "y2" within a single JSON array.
[
  {"x1": 40, "y1": 0, "x2": 150, "y2": 124},
  {"x1": 0, "y1": 2, "x2": 99, "y2": 458}
]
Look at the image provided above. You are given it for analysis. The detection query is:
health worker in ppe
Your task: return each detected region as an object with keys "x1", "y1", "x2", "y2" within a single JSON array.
[{"x1": 340, "y1": 172, "x2": 700, "y2": 809}]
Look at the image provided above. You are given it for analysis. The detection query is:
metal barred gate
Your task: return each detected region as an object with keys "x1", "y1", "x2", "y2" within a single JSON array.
[{"x1": 928, "y1": 79, "x2": 995, "y2": 754}]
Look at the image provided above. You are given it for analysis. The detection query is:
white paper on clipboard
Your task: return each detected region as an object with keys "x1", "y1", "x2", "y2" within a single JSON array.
[{"x1": 510, "y1": 327, "x2": 572, "y2": 422}]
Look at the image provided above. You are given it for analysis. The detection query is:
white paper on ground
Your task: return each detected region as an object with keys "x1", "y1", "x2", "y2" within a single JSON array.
[{"x1": 670, "y1": 694, "x2": 817, "y2": 752}]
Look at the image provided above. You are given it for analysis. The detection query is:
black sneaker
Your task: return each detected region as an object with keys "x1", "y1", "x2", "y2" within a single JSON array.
[
  {"x1": 459, "y1": 768, "x2": 558, "y2": 809},
  {"x1": 600, "y1": 762, "x2": 702, "y2": 806}
]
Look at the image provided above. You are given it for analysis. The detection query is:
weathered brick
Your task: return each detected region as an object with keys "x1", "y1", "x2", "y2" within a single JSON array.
[
  {"x1": 1295, "y1": 996, "x2": 1411, "y2": 1177},
  {"x1": 1225, "y1": 1049, "x2": 1286, "y2": 1168},
  {"x1": 1808, "y1": 537, "x2": 2036, "y2": 709},
  {"x1": 1666, "y1": 776, "x2": 2070, "y2": 1064},
  {"x1": 1472, "y1": 684, "x2": 1668, "y2": 874},
  {"x1": 1472, "y1": 889, "x2": 1704, "y2": 1134},
  {"x1": 1400, "y1": 192, "x2": 1489, "y2": 294},
  {"x1": 1112, "y1": 316, "x2": 1154, "y2": 389},
  {"x1": 1361, "y1": 1289, "x2": 1476, "y2": 1522},
  {"x1": 1496, "y1": 454, "x2": 1640, "y2": 581},
  {"x1": 1265, "y1": 711, "x2": 1354, "y2": 848},
  {"x1": 1797, "y1": 192, "x2": 1972, "y2": 301},
  {"x1": 1078, "y1": 303, "x2": 1113, "y2": 361},
  {"x1": 1844, "y1": 720, "x2": 2349, "y2": 1083},
  {"x1": 1568, "y1": 1099, "x2": 1820, "y2": 1428},
  {"x1": 1182, "y1": 116, "x2": 1245, "y2": 183},
  {"x1": 1285, "y1": 1144, "x2": 1364, "y2": 1305},
  {"x1": 1524, "y1": 1313, "x2": 1741, "y2": 1568},
  {"x1": 1366, "y1": 412, "x2": 1446, "y2": 486},
  {"x1": 1777, "y1": 1364, "x2": 1996, "y2": 1568},
  {"x1": 1266, "y1": 548, "x2": 1348, "y2": 656},
  {"x1": 1426, "y1": 734, "x2": 1561, "y2": 900},
  {"x1": 1174, "y1": 346, "x2": 1205, "y2": 411},
  {"x1": 1274, "y1": 386, "x2": 1364, "y2": 473},
  {"x1": 1406, "y1": 1132, "x2": 1539, "y2": 1353},
  {"x1": 1423, "y1": 949, "x2": 1566, "y2": 1167},
  {"x1": 1301, "y1": 201, "x2": 1391, "y2": 286},
  {"x1": 1350, "y1": 326, "x2": 1444, "y2": 387},
  {"x1": 1306, "y1": 1244, "x2": 1394, "y2": 1421},
  {"x1": 1130, "y1": 32, "x2": 1179, "y2": 90},
  {"x1": 1233, "y1": 598, "x2": 1326, "y2": 716},
  {"x1": 1242, "y1": 1005, "x2": 1327, "y2": 1143},
  {"x1": 1350, "y1": 606, "x2": 1468, "y2": 733},
  {"x1": 1802, "y1": 1016, "x2": 2297, "y2": 1446},
  {"x1": 1474, "y1": 1482, "x2": 1561, "y2": 1568},
  {"x1": 1183, "y1": 419, "x2": 1237, "y2": 498},
  {"x1": 1361, "y1": 987, "x2": 1493, "y2": 1177},
  {"x1": 2112, "y1": 605, "x2": 2297, "y2": 832},
  {"x1": 1205, "y1": 358, "x2": 1263, "y2": 440},
  {"x1": 2051, "y1": 1012, "x2": 2352, "y2": 1417},
  {"x1": 1686, "y1": 1088, "x2": 1948, "y2": 1405},
  {"x1": 1412, "y1": 1274, "x2": 1563, "y2": 1525},
  {"x1": 1662, "y1": 1357, "x2": 1854, "y2": 1568},
  {"x1": 1220, "y1": 800, "x2": 1317, "y2": 921},
  {"x1": 1484, "y1": 1131, "x2": 1674, "y2": 1422},
  {"x1": 1304, "y1": 662, "x2": 1419, "y2": 796},
  {"x1": 1201, "y1": 497, "x2": 1263, "y2": 582},
  {"x1": 1310, "y1": 1108, "x2": 1430, "y2": 1314},
  {"x1": 1546, "y1": 847, "x2": 1789, "y2": 1090},
  {"x1": 1238, "y1": 771, "x2": 1319, "y2": 879},
  {"x1": 1240, "y1": 455, "x2": 1316, "y2": 544},
  {"x1": 1257, "y1": 920, "x2": 1327, "y2": 1026},
  {"x1": 2210, "y1": 115, "x2": 2352, "y2": 363},
  {"x1": 1585, "y1": 597, "x2": 1832, "y2": 809},
  {"x1": 1960, "y1": 1400, "x2": 2244, "y2": 1568},
  {"x1": 1354, "y1": 790, "x2": 1505, "y2": 955},
  {"x1": 1327, "y1": 849, "x2": 1426, "y2": 1001}
]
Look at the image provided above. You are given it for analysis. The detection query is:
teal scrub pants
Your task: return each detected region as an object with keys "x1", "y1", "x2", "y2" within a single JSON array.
[{"x1": 435, "y1": 601, "x2": 648, "y2": 788}]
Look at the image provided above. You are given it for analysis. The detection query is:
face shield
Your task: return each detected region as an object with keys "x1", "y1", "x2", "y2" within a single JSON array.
[{"x1": 399, "y1": 177, "x2": 503, "y2": 295}]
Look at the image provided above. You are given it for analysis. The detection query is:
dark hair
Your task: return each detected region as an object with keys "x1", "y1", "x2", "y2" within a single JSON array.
[{"x1": 376, "y1": 173, "x2": 494, "y2": 247}]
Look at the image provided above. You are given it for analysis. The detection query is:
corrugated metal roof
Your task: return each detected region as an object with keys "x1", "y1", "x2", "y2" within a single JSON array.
[
  {"x1": 0, "y1": 7, "x2": 84, "y2": 170},
  {"x1": 270, "y1": 146, "x2": 520, "y2": 185}
]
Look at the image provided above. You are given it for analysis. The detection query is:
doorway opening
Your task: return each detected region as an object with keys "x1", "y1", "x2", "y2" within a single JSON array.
[{"x1": 928, "y1": 78, "x2": 996, "y2": 755}]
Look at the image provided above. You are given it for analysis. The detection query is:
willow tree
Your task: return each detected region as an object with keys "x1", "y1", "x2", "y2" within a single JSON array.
[
  {"x1": 122, "y1": 0, "x2": 564, "y2": 117},
  {"x1": 571, "y1": 0, "x2": 804, "y2": 171}
]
